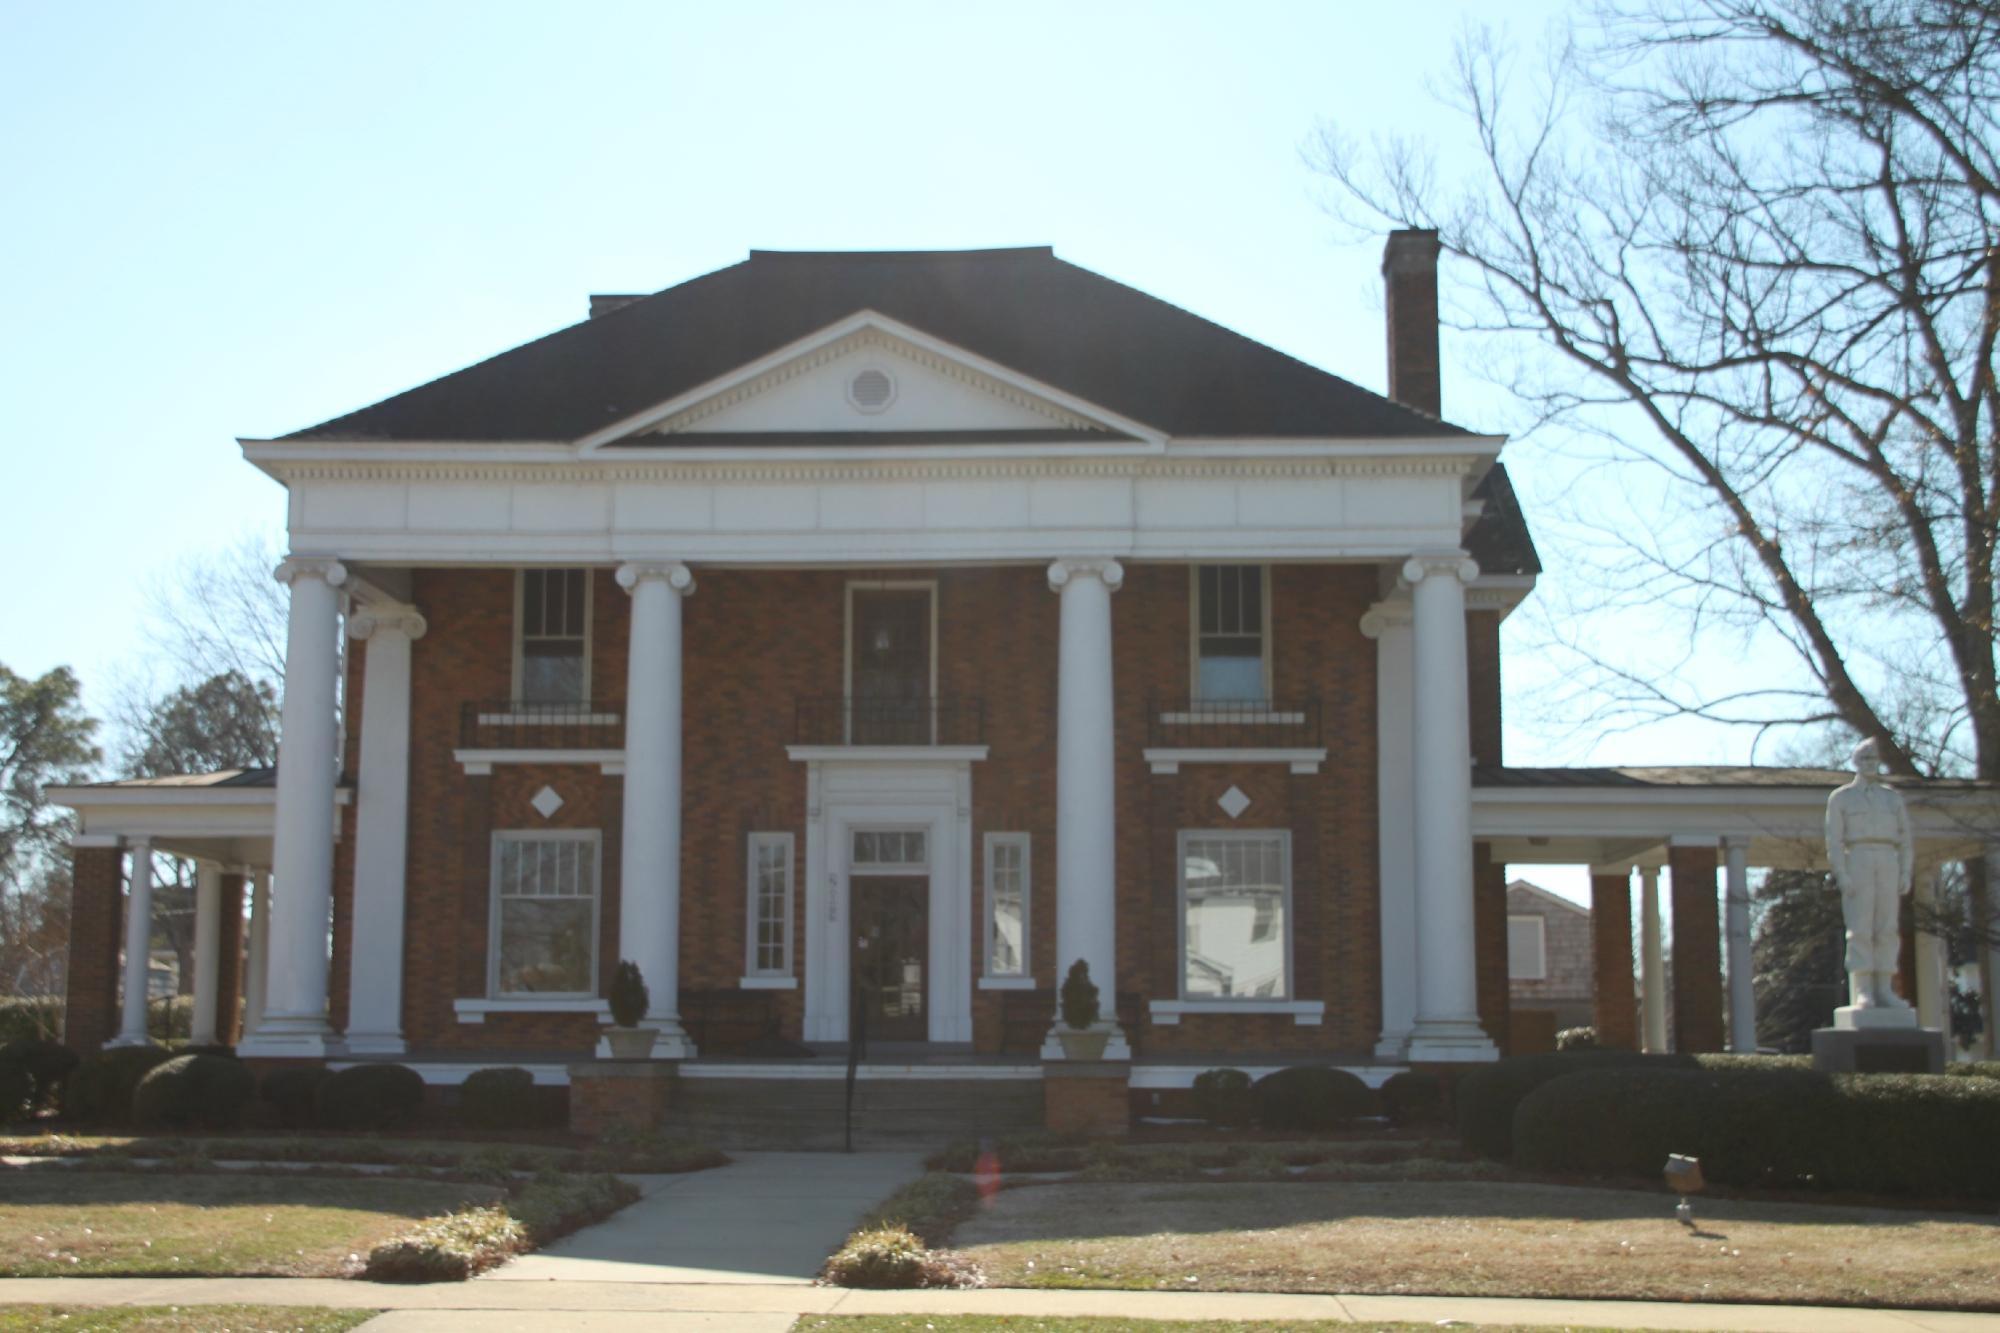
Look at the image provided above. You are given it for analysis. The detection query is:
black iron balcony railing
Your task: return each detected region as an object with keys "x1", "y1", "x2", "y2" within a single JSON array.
[
  {"x1": 459, "y1": 700, "x2": 625, "y2": 750},
  {"x1": 1147, "y1": 697, "x2": 1323, "y2": 749},
  {"x1": 793, "y1": 695, "x2": 986, "y2": 747}
]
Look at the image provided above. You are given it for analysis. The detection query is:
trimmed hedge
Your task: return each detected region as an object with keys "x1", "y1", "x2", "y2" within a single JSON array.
[
  {"x1": 65, "y1": 1045, "x2": 175, "y2": 1124},
  {"x1": 1514, "y1": 1065, "x2": 2000, "y2": 1198},
  {"x1": 459, "y1": 1067, "x2": 537, "y2": 1131},
  {"x1": 0, "y1": 996, "x2": 62, "y2": 1046},
  {"x1": 1253, "y1": 1065, "x2": 1377, "y2": 1131},
  {"x1": 315, "y1": 1062, "x2": 425, "y2": 1130},
  {"x1": 132, "y1": 1053, "x2": 256, "y2": 1130},
  {"x1": 1379, "y1": 1069, "x2": 1444, "y2": 1126},
  {"x1": 0, "y1": 1060, "x2": 29, "y2": 1121},
  {"x1": 0, "y1": 1039, "x2": 77, "y2": 1111},
  {"x1": 1456, "y1": 1050, "x2": 1692, "y2": 1159},
  {"x1": 1945, "y1": 1061, "x2": 2000, "y2": 1082},
  {"x1": 1191, "y1": 1068, "x2": 1253, "y2": 1127},
  {"x1": 260, "y1": 1066, "x2": 331, "y2": 1128}
]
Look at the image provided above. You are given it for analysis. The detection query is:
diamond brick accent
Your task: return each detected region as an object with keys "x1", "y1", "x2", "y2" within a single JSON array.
[
  {"x1": 1217, "y1": 785, "x2": 1251, "y2": 819},
  {"x1": 531, "y1": 785, "x2": 564, "y2": 819}
]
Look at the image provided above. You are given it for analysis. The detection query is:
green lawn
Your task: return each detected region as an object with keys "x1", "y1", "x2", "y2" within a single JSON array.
[
  {"x1": 0, "y1": 1309, "x2": 373, "y2": 1333},
  {"x1": 0, "y1": 1171, "x2": 503, "y2": 1278},
  {"x1": 948, "y1": 1179, "x2": 2000, "y2": 1309}
]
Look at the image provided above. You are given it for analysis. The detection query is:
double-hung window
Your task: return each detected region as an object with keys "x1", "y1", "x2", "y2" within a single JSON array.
[
  {"x1": 1507, "y1": 914, "x2": 1548, "y2": 981},
  {"x1": 517, "y1": 569, "x2": 590, "y2": 704},
  {"x1": 1192, "y1": 565, "x2": 1268, "y2": 702},
  {"x1": 490, "y1": 832, "x2": 600, "y2": 996},
  {"x1": 983, "y1": 833, "x2": 1030, "y2": 978},
  {"x1": 1178, "y1": 830, "x2": 1290, "y2": 1000},
  {"x1": 745, "y1": 832, "x2": 795, "y2": 980}
]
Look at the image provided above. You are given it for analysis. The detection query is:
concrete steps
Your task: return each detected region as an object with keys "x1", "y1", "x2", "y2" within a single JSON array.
[{"x1": 664, "y1": 1075, "x2": 1044, "y2": 1150}]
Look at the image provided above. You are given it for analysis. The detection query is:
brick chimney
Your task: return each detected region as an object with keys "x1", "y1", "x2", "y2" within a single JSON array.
[{"x1": 1381, "y1": 228, "x2": 1443, "y2": 418}]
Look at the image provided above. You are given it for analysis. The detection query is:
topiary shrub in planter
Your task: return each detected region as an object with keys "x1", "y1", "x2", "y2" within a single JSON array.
[
  {"x1": 64, "y1": 1045, "x2": 174, "y2": 1125},
  {"x1": 260, "y1": 1065, "x2": 332, "y2": 1129},
  {"x1": 0, "y1": 1039, "x2": 79, "y2": 1111},
  {"x1": 1456, "y1": 1050, "x2": 1690, "y2": 1159},
  {"x1": 460, "y1": 1067, "x2": 538, "y2": 1131},
  {"x1": 1379, "y1": 1069, "x2": 1444, "y2": 1126},
  {"x1": 1192, "y1": 1067, "x2": 1253, "y2": 1127},
  {"x1": 1253, "y1": 1066, "x2": 1377, "y2": 1131},
  {"x1": 1514, "y1": 1064, "x2": 2000, "y2": 1198},
  {"x1": 316, "y1": 1062, "x2": 426, "y2": 1131},
  {"x1": 132, "y1": 1053, "x2": 256, "y2": 1130},
  {"x1": 1056, "y1": 960, "x2": 1107, "y2": 1060}
]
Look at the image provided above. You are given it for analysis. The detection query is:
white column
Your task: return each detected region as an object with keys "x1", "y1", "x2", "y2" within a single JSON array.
[
  {"x1": 111, "y1": 838, "x2": 155, "y2": 1048},
  {"x1": 189, "y1": 860, "x2": 223, "y2": 1046},
  {"x1": 1043, "y1": 557, "x2": 1127, "y2": 1059},
  {"x1": 1402, "y1": 554, "x2": 1495, "y2": 1062},
  {"x1": 342, "y1": 606, "x2": 425, "y2": 1054},
  {"x1": 1639, "y1": 864, "x2": 1668, "y2": 1052},
  {"x1": 1362, "y1": 599, "x2": 1417, "y2": 1059},
  {"x1": 612, "y1": 561, "x2": 696, "y2": 1058},
  {"x1": 1913, "y1": 862, "x2": 1948, "y2": 1031},
  {"x1": 243, "y1": 869, "x2": 271, "y2": 1041},
  {"x1": 243, "y1": 555, "x2": 347, "y2": 1058},
  {"x1": 1723, "y1": 837, "x2": 1755, "y2": 1053}
]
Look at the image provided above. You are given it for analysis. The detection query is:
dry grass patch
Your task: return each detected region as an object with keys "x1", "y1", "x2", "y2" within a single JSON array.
[
  {"x1": 0, "y1": 1171, "x2": 503, "y2": 1277},
  {"x1": 951, "y1": 1179, "x2": 2000, "y2": 1310},
  {"x1": 797, "y1": 1318, "x2": 1654, "y2": 1333},
  {"x1": 0, "y1": 1309, "x2": 374, "y2": 1333}
]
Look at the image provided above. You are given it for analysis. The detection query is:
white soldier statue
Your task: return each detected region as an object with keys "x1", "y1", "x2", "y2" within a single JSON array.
[{"x1": 1823, "y1": 737, "x2": 1917, "y2": 1014}]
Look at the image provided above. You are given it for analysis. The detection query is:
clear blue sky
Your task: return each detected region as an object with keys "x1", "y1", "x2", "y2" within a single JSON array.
[{"x1": 7, "y1": 0, "x2": 1763, "y2": 903}]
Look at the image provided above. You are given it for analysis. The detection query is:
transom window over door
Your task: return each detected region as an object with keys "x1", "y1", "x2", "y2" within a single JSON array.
[
  {"x1": 517, "y1": 569, "x2": 590, "y2": 704},
  {"x1": 848, "y1": 585, "x2": 934, "y2": 744},
  {"x1": 1193, "y1": 565, "x2": 1268, "y2": 702},
  {"x1": 1179, "y1": 830, "x2": 1290, "y2": 1000}
]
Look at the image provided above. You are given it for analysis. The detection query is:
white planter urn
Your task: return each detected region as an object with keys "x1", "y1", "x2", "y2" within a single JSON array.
[{"x1": 605, "y1": 1026, "x2": 657, "y2": 1060}]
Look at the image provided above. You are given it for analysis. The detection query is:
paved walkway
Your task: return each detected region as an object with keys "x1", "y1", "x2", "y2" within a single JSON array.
[{"x1": 3, "y1": 1276, "x2": 1998, "y2": 1331}]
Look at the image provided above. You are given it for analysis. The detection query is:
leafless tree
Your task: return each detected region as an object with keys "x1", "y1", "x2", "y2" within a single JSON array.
[
  {"x1": 1313, "y1": 0, "x2": 1998, "y2": 784},
  {"x1": 144, "y1": 529, "x2": 289, "y2": 697}
]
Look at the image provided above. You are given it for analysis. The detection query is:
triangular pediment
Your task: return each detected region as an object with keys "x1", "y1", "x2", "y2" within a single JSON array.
[{"x1": 579, "y1": 311, "x2": 1159, "y2": 450}]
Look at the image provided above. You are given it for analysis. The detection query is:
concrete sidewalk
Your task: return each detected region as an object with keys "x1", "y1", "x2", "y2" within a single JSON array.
[
  {"x1": 2, "y1": 1276, "x2": 1998, "y2": 1331},
  {"x1": 484, "y1": 1150, "x2": 928, "y2": 1285}
]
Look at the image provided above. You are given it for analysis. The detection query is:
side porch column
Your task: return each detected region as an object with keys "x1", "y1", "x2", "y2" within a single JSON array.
[
  {"x1": 1589, "y1": 870, "x2": 1638, "y2": 1050},
  {"x1": 1361, "y1": 600, "x2": 1417, "y2": 1059},
  {"x1": 244, "y1": 555, "x2": 347, "y2": 1058},
  {"x1": 614, "y1": 561, "x2": 696, "y2": 1058},
  {"x1": 343, "y1": 606, "x2": 426, "y2": 1055},
  {"x1": 62, "y1": 840, "x2": 126, "y2": 1053},
  {"x1": 1044, "y1": 558, "x2": 1128, "y2": 1059},
  {"x1": 1723, "y1": 836, "x2": 1756, "y2": 1052},
  {"x1": 243, "y1": 869, "x2": 272, "y2": 1041},
  {"x1": 1912, "y1": 861, "x2": 1949, "y2": 1031},
  {"x1": 1403, "y1": 553, "x2": 1495, "y2": 1062},
  {"x1": 1638, "y1": 865, "x2": 1667, "y2": 1053},
  {"x1": 111, "y1": 837, "x2": 155, "y2": 1048},
  {"x1": 1668, "y1": 839, "x2": 1724, "y2": 1052},
  {"x1": 189, "y1": 859, "x2": 223, "y2": 1046}
]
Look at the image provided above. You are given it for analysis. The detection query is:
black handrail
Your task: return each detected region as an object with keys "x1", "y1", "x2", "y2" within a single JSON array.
[
  {"x1": 1146, "y1": 696, "x2": 1322, "y2": 748},
  {"x1": 844, "y1": 974, "x2": 867, "y2": 1154},
  {"x1": 794, "y1": 695, "x2": 985, "y2": 747},
  {"x1": 459, "y1": 699, "x2": 624, "y2": 750}
]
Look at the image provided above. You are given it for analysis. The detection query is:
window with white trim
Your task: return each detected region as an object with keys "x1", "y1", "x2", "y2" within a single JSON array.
[
  {"x1": 984, "y1": 833, "x2": 1030, "y2": 977},
  {"x1": 517, "y1": 569, "x2": 590, "y2": 704},
  {"x1": 490, "y1": 831, "x2": 600, "y2": 997},
  {"x1": 1193, "y1": 565, "x2": 1268, "y2": 702},
  {"x1": 1508, "y1": 914, "x2": 1548, "y2": 981},
  {"x1": 746, "y1": 832, "x2": 794, "y2": 977},
  {"x1": 1179, "y1": 830, "x2": 1290, "y2": 999}
]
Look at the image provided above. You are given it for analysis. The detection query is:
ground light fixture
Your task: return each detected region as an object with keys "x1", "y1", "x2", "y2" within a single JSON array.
[{"x1": 1664, "y1": 1153, "x2": 1705, "y2": 1226}]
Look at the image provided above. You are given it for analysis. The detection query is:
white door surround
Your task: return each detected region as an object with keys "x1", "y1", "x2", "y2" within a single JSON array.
[{"x1": 792, "y1": 752, "x2": 982, "y2": 1044}]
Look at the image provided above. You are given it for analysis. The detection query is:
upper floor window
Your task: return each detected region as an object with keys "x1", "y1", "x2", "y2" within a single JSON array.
[
  {"x1": 1193, "y1": 565, "x2": 1268, "y2": 702},
  {"x1": 1507, "y1": 914, "x2": 1548, "y2": 981},
  {"x1": 517, "y1": 569, "x2": 590, "y2": 704}
]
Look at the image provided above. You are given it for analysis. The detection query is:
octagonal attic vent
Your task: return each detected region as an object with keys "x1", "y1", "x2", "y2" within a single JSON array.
[{"x1": 847, "y1": 368, "x2": 896, "y2": 413}]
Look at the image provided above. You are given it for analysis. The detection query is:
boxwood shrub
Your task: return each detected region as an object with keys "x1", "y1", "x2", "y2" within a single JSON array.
[
  {"x1": 1253, "y1": 1066, "x2": 1376, "y2": 1131},
  {"x1": 132, "y1": 1053, "x2": 256, "y2": 1130},
  {"x1": 459, "y1": 1066, "x2": 538, "y2": 1131},
  {"x1": 1191, "y1": 1068, "x2": 1253, "y2": 1127},
  {"x1": 1379, "y1": 1069, "x2": 1444, "y2": 1126},
  {"x1": 1514, "y1": 1065, "x2": 2000, "y2": 1198},
  {"x1": 260, "y1": 1065, "x2": 331, "y2": 1128},
  {"x1": 64, "y1": 1045, "x2": 175, "y2": 1124},
  {"x1": 0, "y1": 1059, "x2": 30, "y2": 1122},
  {"x1": 316, "y1": 1062, "x2": 426, "y2": 1130},
  {"x1": 1456, "y1": 1050, "x2": 1692, "y2": 1159},
  {"x1": 0, "y1": 1038, "x2": 77, "y2": 1112}
]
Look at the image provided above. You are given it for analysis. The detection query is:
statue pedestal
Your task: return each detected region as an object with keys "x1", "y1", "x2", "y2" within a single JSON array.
[{"x1": 1812, "y1": 1021, "x2": 1947, "y2": 1074}]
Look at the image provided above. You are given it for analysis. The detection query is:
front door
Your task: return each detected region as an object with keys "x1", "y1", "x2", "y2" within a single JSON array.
[{"x1": 851, "y1": 875, "x2": 928, "y2": 1043}]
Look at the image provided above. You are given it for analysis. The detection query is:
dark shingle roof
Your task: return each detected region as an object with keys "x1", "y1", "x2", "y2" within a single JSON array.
[
  {"x1": 1465, "y1": 464, "x2": 1540, "y2": 577},
  {"x1": 282, "y1": 248, "x2": 1476, "y2": 444}
]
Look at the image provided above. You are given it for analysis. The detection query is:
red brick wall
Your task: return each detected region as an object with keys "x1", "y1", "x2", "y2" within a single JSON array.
[
  {"x1": 1669, "y1": 844, "x2": 1724, "y2": 1052},
  {"x1": 216, "y1": 871, "x2": 246, "y2": 1044},
  {"x1": 63, "y1": 846, "x2": 124, "y2": 1054},
  {"x1": 351, "y1": 562, "x2": 1398, "y2": 1059},
  {"x1": 1589, "y1": 873, "x2": 1638, "y2": 1050},
  {"x1": 1466, "y1": 608, "x2": 1509, "y2": 1052}
]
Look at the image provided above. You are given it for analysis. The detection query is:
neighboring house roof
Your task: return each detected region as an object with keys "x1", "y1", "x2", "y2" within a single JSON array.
[
  {"x1": 281, "y1": 247, "x2": 1477, "y2": 444},
  {"x1": 1506, "y1": 878, "x2": 1590, "y2": 918},
  {"x1": 64, "y1": 769, "x2": 277, "y2": 789}
]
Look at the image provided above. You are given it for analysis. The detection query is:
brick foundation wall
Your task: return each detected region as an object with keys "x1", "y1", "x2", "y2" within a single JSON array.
[
  {"x1": 1044, "y1": 1065, "x2": 1130, "y2": 1136},
  {"x1": 1589, "y1": 873, "x2": 1638, "y2": 1050},
  {"x1": 63, "y1": 846, "x2": 123, "y2": 1054},
  {"x1": 1669, "y1": 844, "x2": 1724, "y2": 1052},
  {"x1": 569, "y1": 1063, "x2": 678, "y2": 1137}
]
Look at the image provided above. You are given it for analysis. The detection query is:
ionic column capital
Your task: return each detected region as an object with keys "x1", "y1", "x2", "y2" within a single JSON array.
[
  {"x1": 273, "y1": 556, "x2": 348, "y2": 589},
  {"x1": 617, "y1": 561, "x2": 696, "y2": 596},
  {"x1": 1359, "y1": 599, "x2": 1414, "y2": 640},
  {"x1": 1047, "y1": 557, "x2": 1124, "y2": 594},
  {"x1": 1400, "y1": 552, "x2": 1479, "y2": 588},
  {"x1": 347, "y1": 607, "x2": 428, "y2": 642}
]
